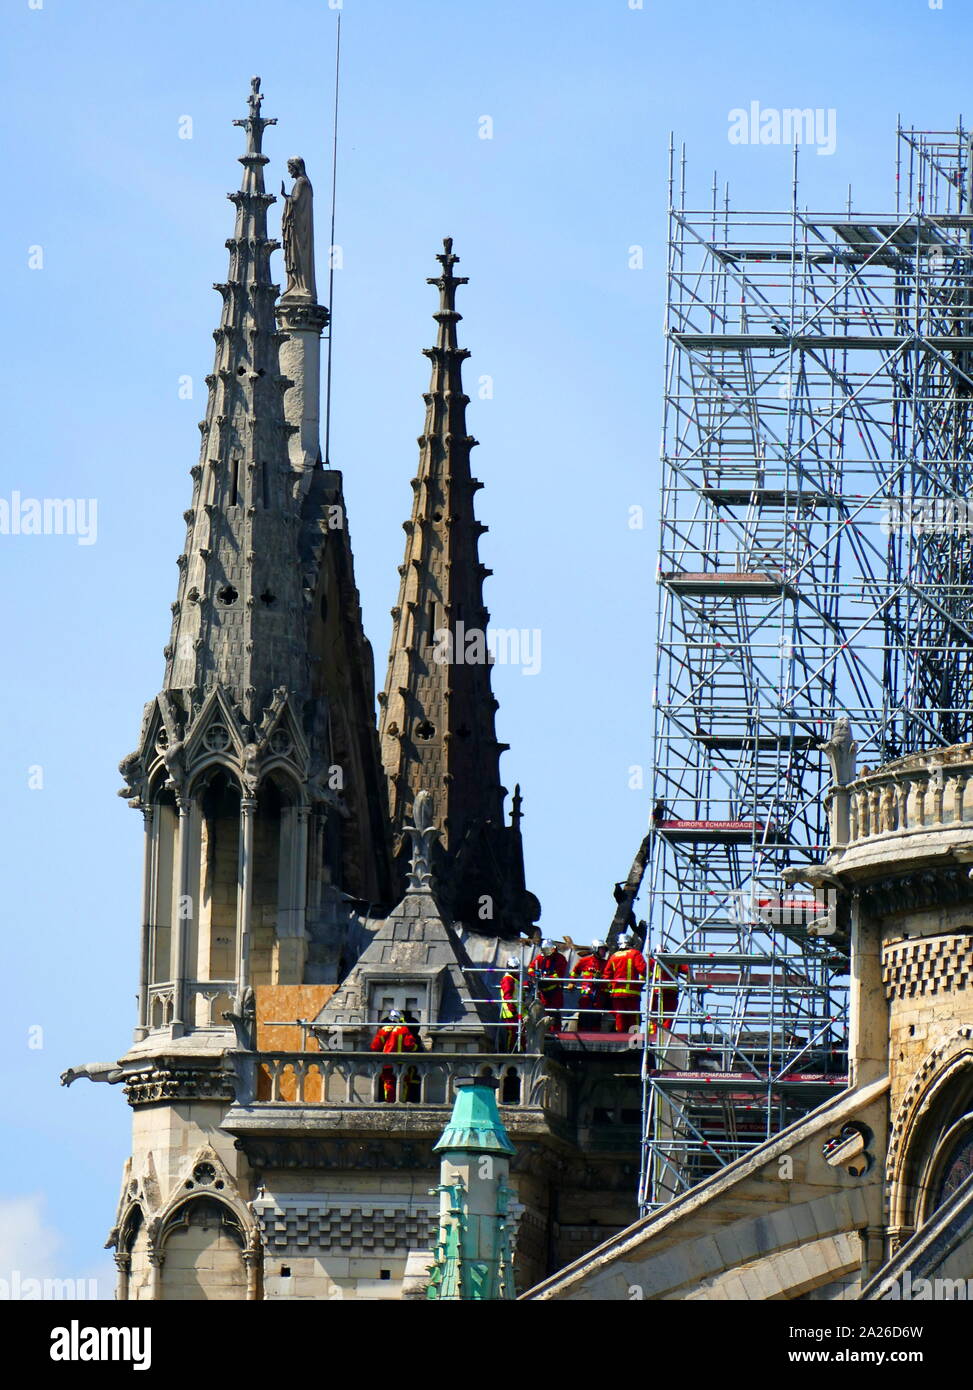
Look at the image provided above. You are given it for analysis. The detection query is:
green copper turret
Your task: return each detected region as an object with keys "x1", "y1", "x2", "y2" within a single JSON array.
[{"x1": 426, "y1": 1078, "x2": 517, "y2": 1300}]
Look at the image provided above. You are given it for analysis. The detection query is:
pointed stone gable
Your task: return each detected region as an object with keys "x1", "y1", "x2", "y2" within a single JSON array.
[{"x1": 316, "y1": 884, "x2": 491, "y2": 1038}]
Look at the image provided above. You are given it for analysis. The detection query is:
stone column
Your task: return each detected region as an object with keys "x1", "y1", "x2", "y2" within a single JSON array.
[
  {"x1": 136, "y1": 805, "x2": 156, "y2": 1039},
  {"x1": 930, "y1": 766, "x2": 945, "y2": 823},
  {"x1": 236, "y1": 797, "x2": 257, "y2": 990},
  {"x1": 114, "y1": 1251, "x2": 131, "y2": 1302},
  {"x1": 243, "y1": 1243, "x2": 261, "y2": 1301},
  {"x1": 276, "y1": 299, "x2": 329, "y2": 486},
  {"x1": 847, "y1": 892, "x2": 887, "y2": 1088},
  {"x1": 172, "y1": 797, "x2": 194, "y2": 1034},
  {"x1": 292, "y1": 805, "x2": 310, "y2": 977},
  {"x1": 860, "y1": 1225, "x2": 886, "y2": 1284},
  {"x1": 309, "y1": 806, "x2": 327, "y2": 912},
  {"x1": 276, "y1": 804, "x2": 310, "y2": 983},
  {"x1": 952, "y1": 773, "x2": 968, "y2": 824},
  {"x1": 147, "y1": 1251, "x2": 163, "y2": 1301},
  {"x1": 896, "y1": 781, "x2": 909, "y2": 831},
  {"x1": 828, "y1": 786, "x2": 850, "y2": 849}
]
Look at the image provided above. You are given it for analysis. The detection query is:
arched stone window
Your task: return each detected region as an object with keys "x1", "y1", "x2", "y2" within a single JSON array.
[
  {"x1": 116, "y1": 1205, "x2": 144, "y2": 1301},
  {"x1": 145, "y1": 788, "x2": 179, "y2": 1028},
  {"x1": 892, "y1": 1050, "x2": 973, "y2": 1233},
  {"x1": 159, "y1": 1198, "x2": 247, "y2": 1302},
  {"x1": 253, "y1": 771, "x2": 308, "y2": 986},
  {"x1": 929, "y1": 1114, "x2": 973, "y2": 1211},
  {"x1": 501, "y1": 1066, "x2": 522, "y2": 1105},
  {"x1": 196, "y1": 771, "x2": 242, "y2": 1008}
]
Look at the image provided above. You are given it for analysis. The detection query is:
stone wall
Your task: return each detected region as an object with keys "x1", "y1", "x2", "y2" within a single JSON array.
[
  {"x1": 523, "y1": 1077, "x2": 889, "y2": 1300},
  {"x1": 252, "y1": 1166, "x2": 552, "y2": 1298},
  {"x1": 884, "y1": 928, "x2": 973, "y2": 1123},
  {"x1": 256, "y1": 1181, "x2": 439, "y2": 1300}
]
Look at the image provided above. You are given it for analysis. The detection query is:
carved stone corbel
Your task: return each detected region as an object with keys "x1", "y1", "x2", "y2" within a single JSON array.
[
  {"x1": 822, "y1": 1120, "x2": 874, "y2": 1177},
  {"x1": 223, "y1": 985, "x2": 257, "y2": 1051}
]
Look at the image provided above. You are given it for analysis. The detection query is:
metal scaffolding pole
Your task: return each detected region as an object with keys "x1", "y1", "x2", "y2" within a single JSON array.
[{"x1": 641, "y1": 122, "x2": 973, "y2": 1210}]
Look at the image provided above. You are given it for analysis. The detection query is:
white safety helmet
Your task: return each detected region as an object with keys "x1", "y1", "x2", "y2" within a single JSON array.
[
  {"x1": 388, "y1": 1009, "x2": 403, "y2": 1023},
  {"x1": 506, "y1": 956, "x2": 521, "y2": 970},
  {"x1": 541, "y1": 938, "x2": 556, "y2": 952},
  {"x1": 591, "y1": 939, "x2": 606, "y2": 951}
]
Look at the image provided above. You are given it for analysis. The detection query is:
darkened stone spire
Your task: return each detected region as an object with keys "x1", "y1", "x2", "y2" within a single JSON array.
[
  {"x1": 159, "y1": 76, "x2": 306, "y2": 725},
  {"x1": 378, "y1": 241, "x2": 539, "y2": 938}
]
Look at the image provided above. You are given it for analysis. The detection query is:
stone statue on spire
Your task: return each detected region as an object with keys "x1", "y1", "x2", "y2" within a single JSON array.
[
  {"x1": 280, "y1": 157, "x2": 317, "y2": 301},
  {"x1": 405, "y1": 790, "x2": 440, "y2": 893}
]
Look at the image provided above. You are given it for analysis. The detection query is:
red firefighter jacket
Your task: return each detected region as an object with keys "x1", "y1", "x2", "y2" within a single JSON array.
[
  {"x1": 571, "y1": 953, "x2": 608, "y2": 994},
  {"x1": 605, "y1": 948, "x2": 647, "y2": 995},
  {"x1": 528, "y1": 950, "x2": 567, "y2": 998},
  {"x1": 370, "y1": 1024, "x2": 418, "y2": 1054}
]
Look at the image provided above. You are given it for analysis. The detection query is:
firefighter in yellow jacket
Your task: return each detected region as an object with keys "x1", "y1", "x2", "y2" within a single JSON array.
[
  {"x1": 605, "y1": 934, "x2": 647, "y2": 1033},
  {"x1": 498, "y1": 956, "x2": 524, "y2": 1052}
]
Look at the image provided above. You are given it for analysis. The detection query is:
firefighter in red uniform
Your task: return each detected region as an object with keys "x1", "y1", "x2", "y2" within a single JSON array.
[
  {"x1": 370, "y1": 1009, "x2": 418, "y2": 1102},
  {"x1": 571, "y1": 939, "x2": 609, "y2": 1031},
  {"x1": 528, "y1": 939, "x2": 568, "y2": 1028},
  {"x1": 498, "y1": 956, "x2": 524, "y2": 1052},
  {"x1": 606, "y1": 933, "x2": 647, "y2": 1033},
  {"x1": 645, "y1": 956, "x2": 689, "y2": 1037}
]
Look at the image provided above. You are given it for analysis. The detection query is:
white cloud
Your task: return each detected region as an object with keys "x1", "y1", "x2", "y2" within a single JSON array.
[{"x1": 0, "y1": 1195, "x2": 114, "y2": 1300}]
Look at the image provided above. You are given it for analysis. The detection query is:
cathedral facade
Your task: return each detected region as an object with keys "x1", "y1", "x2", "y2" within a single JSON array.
[{"x1": 66, "y1": 81, "x2": 641, "y2": 1302}]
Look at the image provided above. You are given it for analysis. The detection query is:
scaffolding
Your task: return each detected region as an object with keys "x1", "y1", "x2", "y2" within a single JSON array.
[{"x1": 642, "y1": 121, "x2": 973, "y2": 1209}]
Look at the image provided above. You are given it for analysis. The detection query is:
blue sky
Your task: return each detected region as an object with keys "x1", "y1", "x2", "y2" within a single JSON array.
[{"x1": 0, "y1": 0, "x2": 969, "y2": 1287}]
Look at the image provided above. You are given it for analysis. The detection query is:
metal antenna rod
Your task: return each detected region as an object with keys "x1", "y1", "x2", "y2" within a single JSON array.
[{"x1": 323, "y1": 12, "x2": 342, "y2": 468}]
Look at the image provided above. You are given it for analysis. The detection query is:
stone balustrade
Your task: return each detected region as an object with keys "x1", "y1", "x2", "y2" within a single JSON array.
[
  {"x1": 146, "y1": 983, "x2": 175, "y2": 1030},
  {"x1": 829, "y1": 744, "x2": 973, "y2": 872},
  {"x1": 188, "y1": 980, "x2": 235, "y2": 1028},
  {"x1": 232, "y1": 1050, "x2": 566, "y2": 1116},
  {"x1": 146, "y1": 979, "x2": 235, "y2": 1031}
]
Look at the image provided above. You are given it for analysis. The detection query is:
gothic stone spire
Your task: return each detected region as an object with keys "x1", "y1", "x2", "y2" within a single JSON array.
[
  {"x1": 162, "y1": 77, "x2": 305, "y2": 726},
  {"x1": 378, "y1": 241, "x2": 539, "y2": 937},
  {"x1": 119, "y1": 78, "x2": 394, "y2": 915}
]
